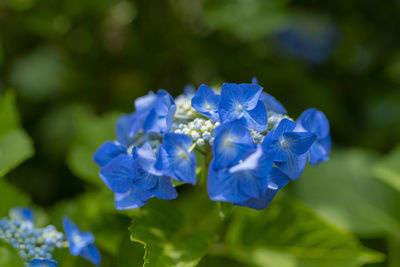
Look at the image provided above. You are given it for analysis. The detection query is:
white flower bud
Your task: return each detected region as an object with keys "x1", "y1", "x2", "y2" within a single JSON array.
[
  {"x1": 191, "y1": 131, "x2": 200, "y2": 140},
  {"x1": 200, "y1": 126, "x2": 208, "y2": 132},
  {"x1": 197, "y1": 138, "x2": 205, "y2": 146}
]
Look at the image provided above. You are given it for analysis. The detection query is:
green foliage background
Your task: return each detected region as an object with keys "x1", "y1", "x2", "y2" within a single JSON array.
[{"x1": 0, "y1": 0, "x2": 400, "y2": 266}]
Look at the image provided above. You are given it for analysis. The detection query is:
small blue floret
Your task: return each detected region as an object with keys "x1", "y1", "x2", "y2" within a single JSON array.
[
  {"x1": 296, "y1": 108, "x2": 331, "y2": 165},
  {"x1": 62, "y1": 216, "x2": 101, "y2": 266},
  {"x1": 156, "y1": 133, "x2": 197, "y2": 185},
  {"x1": 263, "y1": 118, "x2": 316, "y2": 180},
  {"x1": 191, "y1": 84, "x2": 221, "y2": 121},
  {"x1": 219, "y1": 83, "x2": 268, "y2": 131}
]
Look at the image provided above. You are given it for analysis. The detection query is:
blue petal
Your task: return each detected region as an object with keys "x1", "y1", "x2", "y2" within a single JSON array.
[
  {"x1": 63, "y1": 216, "x2": 94, "y2": 256},
  {"x1": 134, "y1": 168, "x2": 159, "y2": 190},
  {"x1": 234, "y1": 168, "x2": 290, "y2": 210},
  {"x1": 275, "y1": 151, "x2": 308, "y2": 180},
  {"x1": 270, "y1": 118, "x2": 296, "y2": 140},
  {"x1": 116, "y1": 113, "x2": 137, "y2": 146},
  {"x1": 207, "y1": 166, "x2": 245, "y2": 202},
  {"x1": 244, "y1": 100, "x2": 268, "y2": 131},
  {"x1": 99, "y1": 155, "x2": 135, "y2": 193},
  {"x1": 208, "y1": 147, "x2": 270, "y2": 203},
  {"x1": 283, "y1": 132, "x2": 316, "y2": 154},
  {"x1": 234, "y1": 189, "x2": 278, "y2": 210},
  {"x1": 152, "y1": 177, "x2": 178, "y2": 200},
  {"x1": 93, "y1": 141, "x2": 127, "y2": 167},
  {"x1": 156, "y1": 133, "x2": 197, "y2": 184},
  {"x1": 114, "y1": 188, "x2": 153, "y2": 210},
  {"x1": 228, "y1": 145, "x2": 263, "y2": 173},
  {"x1": 260, "y1": 92, "x2": 287, "y2": 114},
  {"x1": 267, "y1": 167, "x2": 291, "y2": 190},
  {"x1": 9, "y1": 207, "x2": 34, "y2": 223},
  {"x1": 219, "y1": 83, "x2": 263, "y2": 123},
  {"x1": 309, "y1": 135, "x2": 331, "y2": 165},
  {"x1": 237, "y1": 83, "x2": 263, "y2": 110},
  {"x1": 136, "y1": 143, "x2": 160, "y2": 175},
  {"x1": 29, "y1": 259, "x2": 58, "y2": 267},
  {"x1": 212, "y1": 120, "x2": 254, "y2": 170},
  {"x1": 298, "y1": 108, "x2": 330, "y2": 139},
  {"x1": 80, "y1": 243, "x2": 101, "y2": 266},
  {"x1": 262, "y1": 130, "x2": 287, "y2": 162},
  {"x1": 191, "y1": 84, "x2": 220, "y2": 121},
  {"x1": 134, "y1": 91, "x2": 157, "y2": 112},
  {"x1": 207, "y1": 167, "x2": 267, "y2": 203},
  {"x1": 143, "y1": 90, "x2": 176, "y2": 134}
]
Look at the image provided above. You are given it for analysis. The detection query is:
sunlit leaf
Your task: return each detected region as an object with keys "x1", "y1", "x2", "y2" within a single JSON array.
[
  {"x1": 0, "y1": 240, "x2": 25, "y2": 267},
  {"x1": 224, "y1": 194, "x2": 384, "y2": 267},
  {"x1": 129, "y1": 189, "x2": 220, "y2": 267},
  {"x1": 292, "y1": 148, "x2": 400, "y2": 237},
  {"x1": 0, "y1": 91, "x2": 34, "y2": 177},
  {"x1": 373, "y1": 144, "x2": 400, "y2": 192}
]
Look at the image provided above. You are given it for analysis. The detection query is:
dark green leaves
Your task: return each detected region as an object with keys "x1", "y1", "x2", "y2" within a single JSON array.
[
  {"x1": 66, "y1": 106, "x2": 121, "y2": 185},
  {"x1": 0, "y1": 91, "x2": 34, "y2": 177},
  {"x1": 130, "y1": 190, "x2": 220, "y2": 267}
]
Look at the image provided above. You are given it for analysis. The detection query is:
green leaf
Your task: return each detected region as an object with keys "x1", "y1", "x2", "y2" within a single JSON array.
[
  {"x1": 292, "y1": 148, "x2": 400, "y2": 238},
  {"x1": 373, "y1": 144, "x2": 400, "y2": 192},
  {"x1": 0, "y1": 179, "x2": 30, "y2": 217},
  {"x1": 0, "y1": 91, "x2": 34, "y2": 177},
  {"x1": 0, "y1": 91, "x2": 20, "y2": 135},
  {"x1": 66, "y1": 106, "x2": 121, "y2": 185},
  {"x1": 129, "y1": 189, "x2": 220, "y2": 267},
  {"x1": 0, "y1": 129, "x2": 34, "y2": 177},
  {"x1": 223, "y1": 194, "x2": 384, "y2": 267},
  {"x1": 0, "y1": 240, "x2": 26, "y2": 267}
]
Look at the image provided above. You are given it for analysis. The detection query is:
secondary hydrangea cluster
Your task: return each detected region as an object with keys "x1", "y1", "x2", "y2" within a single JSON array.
[
  {"x1": 94, "y1": 78, "x2": 331, "y2": 210},
  {"x1": 0, "y1": 208, "x2": 101, "y2": 266}
]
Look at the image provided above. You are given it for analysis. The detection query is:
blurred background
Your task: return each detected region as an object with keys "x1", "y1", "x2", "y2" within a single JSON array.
[{"x1": 1, "y1": 0, "x2": 400, "y2": 266}]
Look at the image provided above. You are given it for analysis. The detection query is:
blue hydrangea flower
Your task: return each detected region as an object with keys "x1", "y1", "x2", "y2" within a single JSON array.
[
  {"x1": 29, "y1": 258, "x2": 57, "y2": 267},
  {"x1": 93, "y1": 141, "x2": 127, "y2": 167},
  {"x1": 264, "y1": 118, "x2": 316, "y2": 180},
  {"x1": 219, "y1": 83, "x2": 268, "y2": 132},
  {"x1": 62, "y1": 216, "x2": 101, "y2": 266},
  {"x1": 234, "y1": 167, "x2": 290, "y2": 210},
  {"x1": 116, "y1": 90, "x2": 176, "y2": 145},
  {"x1": 191, "y1": 84, "x2": 220, "y2": 121},
  {"x1": 99, "y1": 143, "x2": 177, "y2": 209},
  {"x1": 252, "y1": 77, "x2": 287, "y2": 114},
  {"x1": 296, "y1": 108, "x2": 331, "y2": 165},
  {"x1": 155, "y1": 133, "x2": 197, "y2": 185},
  {"x1": 208, "y1": 145, "x2": 273, "y2": 203},
  {"x1": 211, "y1": 120, "x2": 254, "y2": 170}
]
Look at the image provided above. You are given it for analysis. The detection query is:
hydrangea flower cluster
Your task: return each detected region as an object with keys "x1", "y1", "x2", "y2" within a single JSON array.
[
  {"x1": 0, "y1": 208, "x2": 101, "y2": 266},
  {"x1": 94, "y1": 78, "x2": 331, "y2": 210}
]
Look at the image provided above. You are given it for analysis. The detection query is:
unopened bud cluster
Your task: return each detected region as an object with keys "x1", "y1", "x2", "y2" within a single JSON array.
[{"x1": 0, "y1": 212, "x2": 64, "y2": 264}]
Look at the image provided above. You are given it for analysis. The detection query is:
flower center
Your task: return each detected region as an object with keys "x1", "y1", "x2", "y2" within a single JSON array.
[
  {"x1": 205, "y1": 103, "x2": 212, "y2": 110},
  {"x1": 280, "y1": 138, "x2": 289, "y2": 148},
  {"x1": 178, "y1": 148, "x2": 188, "y2": 160},
  {"x1": 235, "y1": 104, "x2": 243, "y2": 112}
]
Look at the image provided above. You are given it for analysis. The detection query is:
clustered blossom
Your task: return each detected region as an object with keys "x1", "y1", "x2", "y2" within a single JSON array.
[
  {"x1": 0, "y1": 208, "x2": 101, "y2": 266},
  {"x1": 94, "y1": 78, "x2": 331, "y2": 210}
]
